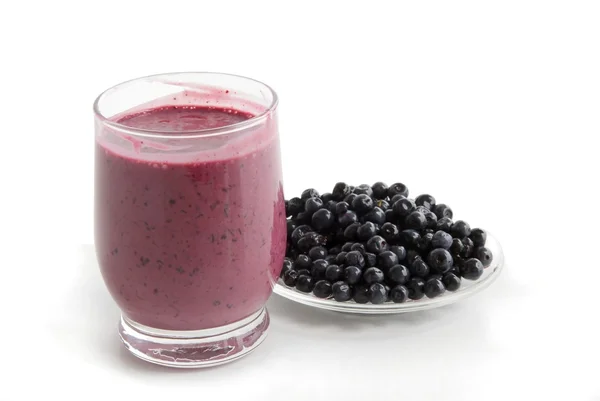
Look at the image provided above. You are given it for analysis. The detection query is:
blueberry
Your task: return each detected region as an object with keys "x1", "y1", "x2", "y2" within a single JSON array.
[
  {"x1": 313, "y1": 280, "x2": 333, "y2": 298},
  {"x1": 389, "y1": 245, "x2": 407, "y2": 261},
  {"x1": 427, "y1": 249, "x2": 454, "y2": 274},
  {"x1": 286, "y1": 197, "x2": 304, "y2": 216},
  {"x1": 387, "y1": 264, "x2": 410, "y2": 284},
  {"x1": 344, "y1": 266, "x2": 362, "y2": 284},
  {"x1": 388, "y1": 182, "x2": 409, "y2": 198},
  {"x1": 341, "y1": 242, "x2": 355, "y2": 252},
  {"x1": 380, "y1": 222, "x2": 401, "y2": 243},
  {"x1": 363, "y1": 267, "x2": 385, "y2": 284},
  {"x1": 325, "y1": 264, "x2": 344, "y2": 281},
  {"x1": 350, "y1": 242, "x2": 367, "y2": 254},
  {"x1": 377, "y1": 250, "x2": 399, "y2": 271},
  {"x1": 281, "y1": 258, "x2": 294, "y2": 274},
  {"x1": 415, "y1": 194, "x2": 436, "y2": 210},
  {"x1": 371, "y1": 182, "x2": 389, "y2": 200},
  {"x1": 335, "y1": 201, "x2": 350, "y2": 215},
  {"x1": 311, "y1": 259, "x2": 329, "y2": 279},
  {"x1": 308, "y1": 246, "x2": 328, "y2": 260},
  {"x1": 390, "y1": 194, "x2": 406, "y2": 204},
  {"x1": 366, "y1": 235, "x2": 388, "y2": 254},
  {"x1": 436, "y1": 217, "x2": 453, "y2": 233},
  {"x1": 345, "y1": 251, "x2": 365, "y2": 268},
  {"x1": 474, "y1": 247, "x2": 493, "y2": 268},
  {"x1": 450, "y1": 238, "x2": 464, "y2": 256},
  {"x1": 338, "y1": 211, "x2": 359, "y2": 228},
  {"x1": 329, "y1": 245, "x2": 342, "y2": 255},
  {"x1": 352, "y1": 194, "x2": 374, "y2": 213},
  {"x1": 321, "y1": 192, "x2": 333, "y2": 203},
  {"x1": 311, "y1": 208, "x2": 334, "y2": 232},
  {"x1": 332, "y1": 182, "x2": 352, "y2": 201},
  {"x1": 353, "y1": 285, "x2": 371, "y2": 304},
  {"x1": 295, "y1": 275, "x2": 315, "y2": 292},
  {"x1": 409, "y1": 258, "x2": 430, "y2": 278},
  {"x1": 364, "y1": 252, "x2": 377, "y2": 267},
  {"x1": 460, "y1": 237, "x2": 475, "y2": 258},
  {"x1": 417, "y1": 232, "x2": 434, "y2": 253},
  {"x1": 423, "y1": 210, "x2": 438, "y2": 228},
  {"x1": 343, "y1": 222, "x2": 361, "y2": 240},
  {"x1": 343, "y1": 193, "x2": 358, "y2": 205},
  {"x1": 363, "y1": 207, "x2": 386, "y2": 226},
  {"x1": 385, "y1": 209, "x2": 396, "y2": 223},
  {"x1": 451, "y1": 220, "x2": 471, "y2": 238},
  {"x1": 442, "y1": 272, "x2": 461, "y2": 291},
  {"x1": 357, "y1": 221, "x2": 378, "y2": 241},
  {"x1": 335, "y1": 251, "x2": 348, "y2": 265},
  {"x1": 294, "y1": 211, "x2": 312, "y2": 224},
  {"x1": 470, "y1": 228, "x2": 487, "y2": 247},
  {"x1": 432, "y1": 231, "x2": 453, "y2": 249},
  {"x1": 325, "y1": 254, "x2": 337, "y2": 265},
  {"x1": 282, "y1": 270, "x2": 299, "y2": 287},
  {"x1": 305, "y1": 197, "x2": 324, "y2": 215},
  {"x1": 460, "y1": 258, "x2": 484, "y2": 280},
  {"x1": 424, "y1": 277, "x2": 446, "y2": 298},
  {"x1": 325, "y1": 200, "x2": 338, "y2": 214},
  {"x1": 369, "y1": 283, "x2": 388, "y2": 304},
  {"x1": 291, "y1": 225, "x2": 313, "y2": 245},
  {"x1": 392, "y1": 198, "x2": 416, "y2": 217},
  {"x1": 353, "y1": 184, "x2": 374, "y2": 197},
  {"x1": 406, "y1": 278, "x2": 426, "y2": 300},
  {"x1": 301, "y1": 188, "x2": 320, "y2": 200},
  {"x1": 404, "y1": 211, "x2": 426, "y2": 230},
  {"x1": 332, "y1": 281, "x2": 353, "y2": 302},
  {"x1": 295, "y1": 254, "x2": 312, "y2": 270},
  {"x1": 375, "y1": 199, "x2": 390, "y2": 211},
  {"x1": 389, "y1": 285, "x2": 409, "y2": 303},
  {"x1": 401, "y1": 229, "x2": 421, "y2": 248},
  {"x1": 432, "y1": 204, "x2": 453, "y2": 220},
  {"x1": 287, "y1": 220, "x2": 297, "y2": 239},
  {"x1": 296, "y1": 237, "x2": 311, "y2": 253},
  {"x1": 297, "y1": 232, "x2": 325, "y2": 252},
  {"x1": 416, "y1": 205, "x2": 429, "y2": 214}
]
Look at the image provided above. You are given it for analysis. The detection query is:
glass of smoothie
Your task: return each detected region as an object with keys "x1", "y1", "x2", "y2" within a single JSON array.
[{"x1": 93, "y1": 72, "x2": 286, "y2": 368}]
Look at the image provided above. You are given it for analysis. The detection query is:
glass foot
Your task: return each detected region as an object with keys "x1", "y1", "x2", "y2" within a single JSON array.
[{"x1": 118, "y1": 308, "x2": 270, "y2": 368}]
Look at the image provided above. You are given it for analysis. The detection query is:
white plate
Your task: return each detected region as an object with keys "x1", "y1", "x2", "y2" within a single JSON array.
[{"x1": 274, "y1": 233, "x2": 504, "y2": 314}]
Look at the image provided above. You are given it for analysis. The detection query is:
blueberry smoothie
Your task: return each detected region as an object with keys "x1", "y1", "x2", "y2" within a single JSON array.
[{"x1": 95, "y1": 105, "x2": 286, "y2": 331}]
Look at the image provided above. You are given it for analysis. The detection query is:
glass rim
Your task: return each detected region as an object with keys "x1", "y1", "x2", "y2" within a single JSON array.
[{"x1": 93, "y1": 71, "x2": 279, "y2": 139}]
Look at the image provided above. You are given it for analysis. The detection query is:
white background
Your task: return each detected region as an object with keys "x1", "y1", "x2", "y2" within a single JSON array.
[{"x1": 2, "y1": 0, "x2": 600, "y2": 400}]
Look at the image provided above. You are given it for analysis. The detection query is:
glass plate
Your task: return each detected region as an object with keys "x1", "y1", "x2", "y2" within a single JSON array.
[{"x1": 273, "y1": 233, "x2": 504, "y2": 314}]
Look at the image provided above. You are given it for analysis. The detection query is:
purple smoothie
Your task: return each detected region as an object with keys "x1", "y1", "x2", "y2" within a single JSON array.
[{"x1": 95, "y1": 105, "x2": 286, "y2": 331}]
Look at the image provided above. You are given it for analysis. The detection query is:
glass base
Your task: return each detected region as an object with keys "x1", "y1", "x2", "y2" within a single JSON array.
[{"x1": 118, "y1": 308, "x2": 270, "y2": 368}]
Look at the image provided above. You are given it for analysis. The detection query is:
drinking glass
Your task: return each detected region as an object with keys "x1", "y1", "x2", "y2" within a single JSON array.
[{"x1": 94, "y1": 72, "x2": 286, "y2": 367}]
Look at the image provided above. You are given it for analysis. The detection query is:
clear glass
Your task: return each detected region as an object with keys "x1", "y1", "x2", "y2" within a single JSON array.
[
  {"x1": 94, "y1": 72, "x2": 286, "y2": 367},
  {"x1": 274, "y1": 233, "x2": 504, "y2": 314}
]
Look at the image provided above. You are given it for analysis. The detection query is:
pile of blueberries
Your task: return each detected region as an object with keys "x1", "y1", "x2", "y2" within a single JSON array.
[{"x1": 281, "y1": 182, "x2": 493, "y2": 304}]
